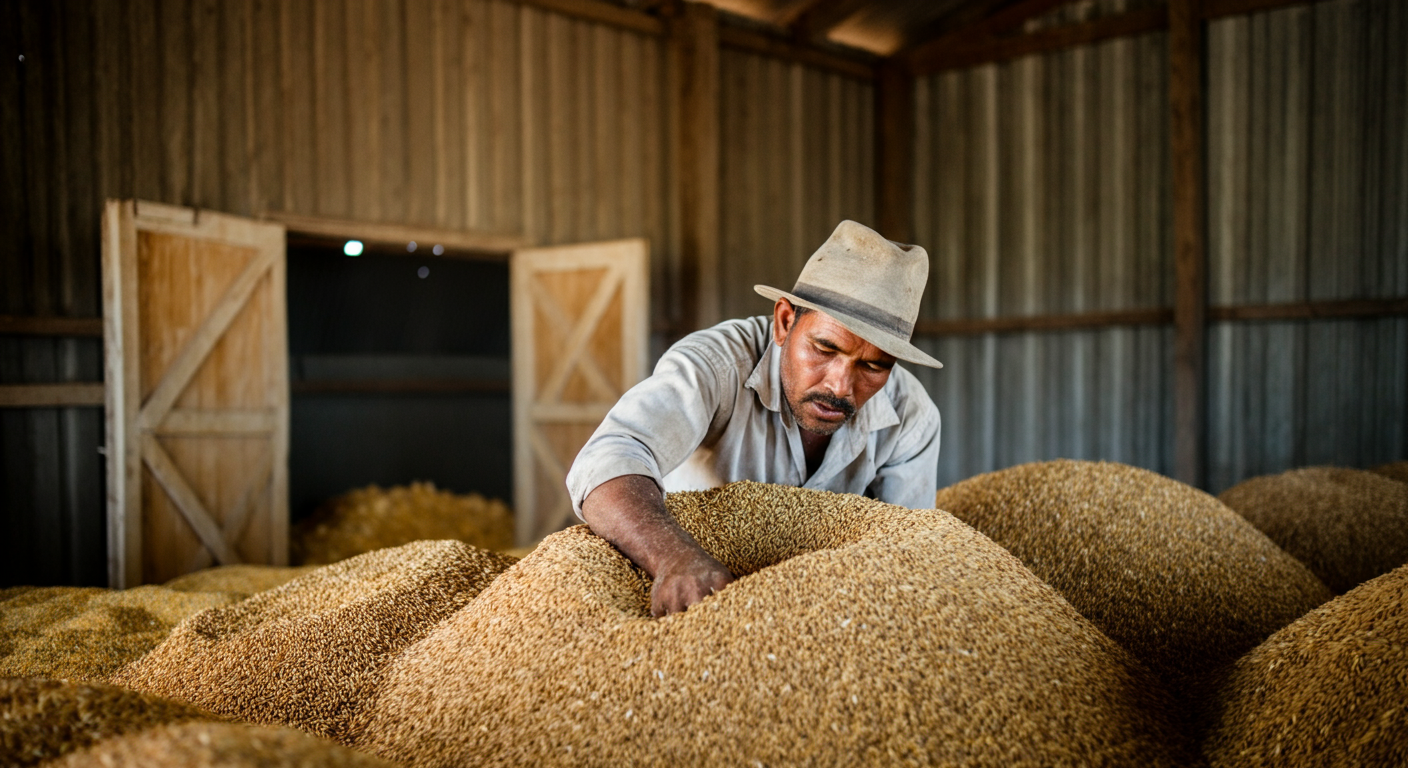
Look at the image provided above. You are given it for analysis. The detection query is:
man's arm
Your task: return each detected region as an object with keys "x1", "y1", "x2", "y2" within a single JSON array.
[{"x1": 581, "y1": 474, "x2": 735, "y2": 616}]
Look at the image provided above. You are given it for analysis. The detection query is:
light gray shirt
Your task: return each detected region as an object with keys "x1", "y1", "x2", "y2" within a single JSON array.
[{"x1": 566, "y1": 315, "x2": 941, "y2": 517}]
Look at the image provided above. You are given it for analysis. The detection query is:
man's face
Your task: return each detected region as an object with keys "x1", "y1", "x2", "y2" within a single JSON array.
[{"x1": 773, "y1": 300, "x2": 896, "y2": 436}]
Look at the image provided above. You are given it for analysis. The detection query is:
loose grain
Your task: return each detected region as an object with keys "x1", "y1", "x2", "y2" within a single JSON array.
[
  {"x1": 933, "y1": 460, "x2": 1332, "y2": 697},
  {"x1": 1219, "y1": 466, "x2": 1408, "y2": 594},
  {"x1": 0, "y1": 677, "x2": 220, "y2": 767},
  {"x1": 293, "y1": 482, "x2": 514, "y2": 565},
  {"x1": 1369, "y1": 460, "x2": 1408, "y2": 485},
  {"x1": 0, "y1": 586, "x2": 242, "y2": 682},
  {"x1": 46, "y1": 721, "x2": 403, "y2": 768},
  {"x1": 1201, "y1": 564, "x2": 1408, "y2": 767},
  {"x1": 353, "y1": 481, "x2": 1196, "y2": 768},
  {"x1": 110, "y1": 540, "x2": 518, "y2": 744},
  {"x1": 162, "y1": 564, "x2": 319, "y2": 594}
]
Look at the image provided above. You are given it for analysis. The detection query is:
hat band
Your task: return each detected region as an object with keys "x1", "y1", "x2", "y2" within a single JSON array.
[{"x1": 791, "y1": 283, "x2": 915, "y2": 339}]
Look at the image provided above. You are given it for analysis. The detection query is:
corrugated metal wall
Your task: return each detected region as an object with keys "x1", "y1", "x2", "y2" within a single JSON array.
[
  {"x1": 1205, "y1": 0, "x2": 1408, "y2": 492},
  {"x1": 718, "y1": 49, "x2": 874, "y2": 320},
  {"x1": 913, "y1": 29, "x2": 1175, "y2": 488},
  {"x1": 2, "y1": 0, "x2": 678, "y2": 586}
]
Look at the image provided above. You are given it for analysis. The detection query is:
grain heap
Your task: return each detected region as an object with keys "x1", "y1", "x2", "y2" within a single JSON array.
[
  {"x1": 0, "y1": 586, "x2": 242, "y2": 681},
  {"x1": 351, "y1": 481, "x2": 1196, "y2": 768},
  {"x1": 1200, "y1": 564, "x2": 1408, "y2": 767},
  {"x1": 1218, "y1": 466, "x2": 1408, "y2": 594},
  {"x1": 292, "y1": 481, "x2": 514, "y2": 565},
  {"x1": 111, "y1": 540, "x2": 518, "y2": 744},
  {"x1": 932, "y1": 460, "x2": 1332, "y2": 696},
  {"x1": 0, "y1": 677, "x2": 220, "y2": 767},
  {"x1": 162, "y1": 564, "x2": 320, "y2": 593},
  {"x1": 47, "y1": 721, "x2": 403, "y2": 768},
  {"x1": 1370, "y1": 460, "x2": 1408, "y2": 485}
]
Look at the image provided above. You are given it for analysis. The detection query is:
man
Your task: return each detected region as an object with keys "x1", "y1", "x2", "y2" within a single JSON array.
[{"x1": 566, "y1": 220, "x2": 943, "y2": 616}]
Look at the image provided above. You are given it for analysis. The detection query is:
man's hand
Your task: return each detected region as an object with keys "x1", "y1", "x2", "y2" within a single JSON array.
[
  {"x1": 580, "y1": 474, "x2": 736, "y2": 617},
  {"x1": 650, "y1": 550, "x2": 735, "y2": 617}
]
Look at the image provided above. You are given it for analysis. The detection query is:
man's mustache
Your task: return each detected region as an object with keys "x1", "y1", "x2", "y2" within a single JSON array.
[{"x1": 800, "y1": 392, "x2": 855, "y2": 419}]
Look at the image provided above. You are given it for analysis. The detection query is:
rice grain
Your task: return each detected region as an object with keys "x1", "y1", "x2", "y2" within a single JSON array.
[
  {"x1": 352, "y1": 481, "x2": 1197, "y2": 768},
  {"x1": 1201, "y1": 564, "x2": 1408, "y2": 767},
  {"x1": 0, "y1": 677, "x2": 220, "y2": 768},
  {"x1": 1219, "y1": 466, "x2": 1408, "y2": 593},
  {"x1": 109, "y1": 540, "x2": 517, "y2": 744},
  {"x1": 933, "y1": 460, "x2": 1332, "y2": 696}
]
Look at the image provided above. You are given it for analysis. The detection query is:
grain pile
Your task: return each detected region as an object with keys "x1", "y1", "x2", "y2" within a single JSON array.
[
  {"x1": 932, "y1": 460, "x2": 1332, "y2": 696},
  {"x1": 162, "y1": 564, "x2": 320, "y2": 593},
  {"x1": 1200, "y1": 564, "x2": 1408, "y2": 767},
  {"x1": 47, "y1": 721, "x2": 403, "y2": 768},
  {"x1": 0, "y1": 677, "x2": 220, "y2": 767},
  {"x1": 292, "y1": 482, "x2": 514, "y2": 565},
  {"x1": 0, "y1": 586, "x2": 241, "y2": 681},
  {"x1": 351, "y1": 481, "x2": 1196, "y2": 768},
  {"x1": 110, "y1": 540, "x2": 518, "y2": 744},
  {"x1": 1369, "y1": 460, "x2": 1408, "y2": 485},
  {"x1": 1219, "y1": 466, "x2": 1408, "y2": 594}
]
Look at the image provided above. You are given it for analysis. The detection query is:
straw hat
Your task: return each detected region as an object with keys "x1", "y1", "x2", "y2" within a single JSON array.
[{"x1": 755, "y1": 220, "x2": 942, "y2": 369}]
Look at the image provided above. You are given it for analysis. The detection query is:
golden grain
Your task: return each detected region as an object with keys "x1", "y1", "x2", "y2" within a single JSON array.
[
  {"x1": 0, "y1": 677, "x2": 220, "y2": 768},
  {"x1": 1201, "y1": 564, "x2": 1408, "y2": 767},
  {"x1": 933, "y1": 460, "x2": 1332, "y2": 698},
  {"x1": 110, "y1": 540, "x2": 518, "y2": 744},
  {"x1": 1369, "y1": 460, "x2": 1408, "y2": 485},
  {"x1": 292, "y1": 482, "x2": 514, "y2": 565},
  {"x1": 351, "y1": 481, "x2": 1196, "y2": 768},
  {"x1": 44, "y1": 721, "x2": 403, "y2": 768},
  {"x1": 1219, "y1": 466, "x2": 1408, "y2": 594}
]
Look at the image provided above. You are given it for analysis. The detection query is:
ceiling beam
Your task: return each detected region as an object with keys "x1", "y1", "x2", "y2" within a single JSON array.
[
  {"x1": 788, "y1": 0, "x2": 872, "y2": 44},
  {"x1": 906, "y1": 0, "x2": 1078, "y2": 57}
]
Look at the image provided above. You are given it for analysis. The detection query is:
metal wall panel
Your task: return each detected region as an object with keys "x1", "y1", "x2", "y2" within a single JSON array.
[
  {"x1": 2, "y1": 0, "x2": 676, "y2": 586},
  {"x1": 718, "y1": 49, "x2": 875, "y2": 321},
  {"x1": 1205, "y1": 0, "x2": 1408, "y2": 492},
  {"x1": 913, "y1": 31, "x2": 1174, "y2": 489}
]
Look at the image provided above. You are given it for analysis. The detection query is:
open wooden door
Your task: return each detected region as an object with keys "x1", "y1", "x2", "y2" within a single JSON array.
[
  {"x1": 103, "y1": 200, "x2": 289, "y2": 587},
  {"x1": 511, "y1": 239, "x2": 648, "y2": 546}
]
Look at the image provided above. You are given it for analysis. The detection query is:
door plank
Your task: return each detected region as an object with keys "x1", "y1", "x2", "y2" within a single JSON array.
[
  {"x1": 141, "y1": 432, "x2": 242, "y2": 565},
  {"x1": 156, "y1": 408, "x2": 277, "y2": 435}
]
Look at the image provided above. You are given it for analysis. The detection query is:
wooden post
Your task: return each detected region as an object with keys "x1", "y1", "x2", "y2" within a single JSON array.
[
  {"x1": 875, "y1": 61, "x2": 915, "y2": 243},
  {"x1": 671, "y1": 1, "x2": 721, "y2": 335},
  {"x1": 1169, "y1": 0, "x2": 1205, "y2": 487}
]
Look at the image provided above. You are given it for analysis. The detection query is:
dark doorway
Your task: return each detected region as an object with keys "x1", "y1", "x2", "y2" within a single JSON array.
[{"x1": 285, "y1": 244, "x2": 512, "y2": 523}]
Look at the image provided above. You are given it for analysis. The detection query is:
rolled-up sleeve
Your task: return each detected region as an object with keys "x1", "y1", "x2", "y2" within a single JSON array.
[
  {"x1": 866, "y1": 403, "x2": 941, "y2": 509},
  {"x1": 566, "y1": 341, "x2": 731, "y2": 518}
]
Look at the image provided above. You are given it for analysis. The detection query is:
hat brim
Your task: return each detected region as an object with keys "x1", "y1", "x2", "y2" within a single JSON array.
[{"x1": 755, "y1": 285, "x2": 943, "y2": 369}]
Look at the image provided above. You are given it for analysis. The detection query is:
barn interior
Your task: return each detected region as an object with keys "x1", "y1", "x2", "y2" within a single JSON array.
[{"x1": 1, "y1": 0, "x2": 1406, "y2": 766}]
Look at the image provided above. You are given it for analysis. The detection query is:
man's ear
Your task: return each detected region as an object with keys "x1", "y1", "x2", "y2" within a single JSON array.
[{"x1": 772, "y1": 299, "x2": 795, "y2": 346}]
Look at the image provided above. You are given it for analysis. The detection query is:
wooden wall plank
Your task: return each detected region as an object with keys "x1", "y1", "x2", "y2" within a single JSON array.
[
  {"x1": 671, "y1": 2, "x2": 721, "y2": 332},
  {"x1": 313, "y1": 0, "x2": 350, "y2": 218},
  {"x1": 378, "y1": 0, "x2": 408, "y2": 224},
  {"x1": 405, "y1": 0, "x2": 437, "y2": 225},
  {"x1": 190, "y1": 0, "x2": 222, "y2": 210},
  {"x1": 875, "y1": 61, "x2": 913, "y2": 242},
  {"x1": 344, "y1": 0, "x2": 381, "y2": 222},
  {"x1": 280, "y1": 0, "x2": 316, "y2": 213},
  {"x1": 0, "y1": 384, "x2": 105, "y2": 407}
]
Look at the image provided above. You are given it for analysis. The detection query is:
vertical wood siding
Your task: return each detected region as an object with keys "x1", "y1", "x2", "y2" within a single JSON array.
[
  {"x1": 718, "y1": 50, "x2": 874, "y2": 321},
  {"x1": 913, "y1": 30, "x2": 1174, "y2": 489},
  {"x1": 2, "y1": 0, "x2": 676, "y2": 586},
  {"x1": 1205, "y1": 0, "x2": 1408, "y2": 491}
]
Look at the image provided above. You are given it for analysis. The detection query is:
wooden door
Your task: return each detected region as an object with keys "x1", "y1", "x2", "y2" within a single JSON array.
[
  {"x1": 511, "y1": 239, "x2": 648, "y2": 545},
  {"x1": 103, "y1": 200, "x2": 289, "y2": 588}
]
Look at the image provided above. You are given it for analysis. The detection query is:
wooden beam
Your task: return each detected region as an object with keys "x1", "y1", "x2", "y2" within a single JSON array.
[
  {"x1": 717, "y1": 24, "x2": 876, "y2": 81},
  {"x1": 875, "y1": 61, "x2": 915, "y2": 243},
  {"x1": 1169, "y1": 0, "x2": 1205, "y2": 488},
  {"x1": 514, "y1": 0, "x2": 664, "y2": 36},
  {"x1": 0, "y1": 315, "x2": 105, "y2": 336},
  {"x1": 914, "y1": 308, "x2": 1173, "y2": 336},
  {"x1": 789, "y1": 0, "x2": 871, "y2": 44},
  {"x1": 0, "y1": 383, "x2": 106, "y2": 407},
  {"x1": 1203, "y1": 0, "x2": 1318, "y2": 20},
  {"x1": 264, "y1": 211, "x2": 527, "y2": 257},
  {"x1": 1209, "y1": 297, "x2": 1408, "y2": 322},
  {"x1": 673, "y1": 2, "x2": 722, "y2": 334},
  {"x1": 906, "y1": 0, "x2": 1076, "y2": 60},
  {"x1": 910, "y1": 5, "x2": 1168, "y2": 75}
]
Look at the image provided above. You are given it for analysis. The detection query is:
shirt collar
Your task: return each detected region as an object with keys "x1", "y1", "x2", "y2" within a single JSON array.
[{"x1": 745, "y1": 334, "x2": 901, "y2": 434}]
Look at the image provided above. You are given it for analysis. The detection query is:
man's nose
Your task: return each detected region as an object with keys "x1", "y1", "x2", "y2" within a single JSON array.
[{"x1": 821, "y1": 360, "x2": 854, "y2": 399}]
